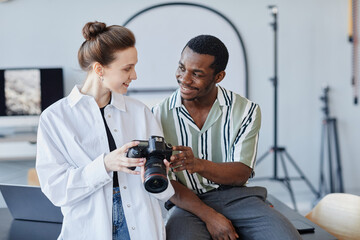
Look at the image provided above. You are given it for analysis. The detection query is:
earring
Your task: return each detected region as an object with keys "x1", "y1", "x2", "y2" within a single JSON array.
[{"x1": 99, "y1": 75, "x2": 104, "y2": 82}]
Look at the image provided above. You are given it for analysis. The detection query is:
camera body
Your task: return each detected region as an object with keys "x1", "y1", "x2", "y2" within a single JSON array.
[{"x1": 127, "y1": 136, "x2": 172, "y2": 193}]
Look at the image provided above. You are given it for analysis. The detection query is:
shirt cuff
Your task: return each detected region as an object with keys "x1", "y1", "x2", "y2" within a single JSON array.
[
  {"x1": 84, "y1": 153, "x2": 112, "y2": 190},
  {"x1": 150, "y1": 175, "x2": 175, "y2": 201}
]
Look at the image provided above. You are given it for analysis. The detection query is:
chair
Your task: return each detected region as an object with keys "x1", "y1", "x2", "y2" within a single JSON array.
[
  {"x1": 305, "y1": 193, "x2": 360, "y2": 240},
  {"x1": 27, "y1": 168, "x2": 40, "y2": 186}
]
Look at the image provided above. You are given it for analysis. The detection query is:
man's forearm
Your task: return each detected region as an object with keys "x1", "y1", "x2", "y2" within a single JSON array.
[
  {"x1": 196, "y1": 161, "x2": 251, "y2": 186},
  {"x1": 169, "y1": 180, "x2": 218, "y2": 222},
  {"x1": 169, "y1": 180, "x2": 239, "y2": 239}
]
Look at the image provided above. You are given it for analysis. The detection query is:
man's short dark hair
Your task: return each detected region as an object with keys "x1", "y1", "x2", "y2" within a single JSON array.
[{"x1": 184, "y1": 35, "x2": 229, "y2": 75}]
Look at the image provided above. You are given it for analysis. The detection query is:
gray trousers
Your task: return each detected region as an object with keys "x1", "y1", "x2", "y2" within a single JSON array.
[{"x1": 166, "y1": 186, "x2": 302, "y2": 240}]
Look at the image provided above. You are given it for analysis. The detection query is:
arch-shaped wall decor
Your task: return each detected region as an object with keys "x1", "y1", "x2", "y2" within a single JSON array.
[{"x1": 124, "y1": 2, "x2": 249, "y2": 98}]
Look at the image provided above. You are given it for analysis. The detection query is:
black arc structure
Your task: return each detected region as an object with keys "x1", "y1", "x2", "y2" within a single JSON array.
[
  {"x1": 254, "y1": 5, "x2": 320, "y2": 211},
  {"x1": 123, "y1": 1, "x2": 249, "y2": 98}
]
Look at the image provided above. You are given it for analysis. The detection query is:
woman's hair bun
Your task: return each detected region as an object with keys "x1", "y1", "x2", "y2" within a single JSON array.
[{"x1": 82, "y1": 21, "x2": 107, "y2": 41}]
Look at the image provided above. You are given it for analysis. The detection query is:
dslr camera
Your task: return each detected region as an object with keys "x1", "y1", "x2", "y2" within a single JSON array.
[{"x1": 127, "y1": 136, "x2": 172, "y2": 193}]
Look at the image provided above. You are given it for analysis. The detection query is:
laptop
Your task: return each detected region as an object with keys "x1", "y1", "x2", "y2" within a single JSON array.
[
  {"x1": 0, "y1": 183, "x2": 63, "y2": 223},
  {"x1": 291, "y1": 219, "x2": 315, "y2": 234}
]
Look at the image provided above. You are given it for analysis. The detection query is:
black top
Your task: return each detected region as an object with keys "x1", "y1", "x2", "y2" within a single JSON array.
[{"x1": 99, "y1": 104, "x2": 119, "y2": 188}]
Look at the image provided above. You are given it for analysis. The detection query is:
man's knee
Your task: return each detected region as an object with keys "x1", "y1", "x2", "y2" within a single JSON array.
[{"x1": 237, "y1": 207, "x2": 302, "y2": 240}]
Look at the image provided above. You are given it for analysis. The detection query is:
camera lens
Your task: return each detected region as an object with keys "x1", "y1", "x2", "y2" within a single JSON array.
[
  {"x1": 144, "y1": 155, "x2": 168, "y2": 193},
  {"x1": 145, "y1": 177, "x2": 168, "y2": 193}
]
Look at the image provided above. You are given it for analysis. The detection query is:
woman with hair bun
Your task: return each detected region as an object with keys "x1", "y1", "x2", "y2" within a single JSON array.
[{"x1": 36, "y1": 21, "x2": 174, "y2": 240}]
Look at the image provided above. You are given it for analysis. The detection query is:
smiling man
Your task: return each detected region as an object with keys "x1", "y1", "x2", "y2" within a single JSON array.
[{"x1": 152, "y1": 35, "x2": 301, "y2": 240}]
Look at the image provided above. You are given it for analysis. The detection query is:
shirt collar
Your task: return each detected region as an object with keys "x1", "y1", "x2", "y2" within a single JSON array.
[
  {"x1": 67, "y1": 85, "x2": 84, "y2": 108},
  {"x1": 111, "y1": 92, "x2": 126, "y2": 111},
  {"x1": 169, "y1": 89, "x2": 182, "y2": 110},
  {"x1": 216, "y1": 85, "x2": 231, "y2": 107},
  {"x1": 67, "y1": 85, "x2": 126, "y2": 111},
  {"x1": 169, "y1": 85, "x2": 229, "y2": 110}
]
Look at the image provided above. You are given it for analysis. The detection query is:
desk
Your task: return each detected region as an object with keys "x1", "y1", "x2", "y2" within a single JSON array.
[
  {"x1": 0, "y1": 116, "x2": 38, "y2": 161},
  {"x1": 0, "y1": 132, "x2": 37, "y2": 161},
  {"x1": 0, "y1": 196, "x2": 336, "y2": 240},
  {"x1": 0, "y1": 133, "x2": 37, "y2": 143},
  {"x1": 0, "y1": 208, "x2": 61, "y2": 240},
  {"x1": 0, "y1": 116, "x2": 38, "y2": 144}
]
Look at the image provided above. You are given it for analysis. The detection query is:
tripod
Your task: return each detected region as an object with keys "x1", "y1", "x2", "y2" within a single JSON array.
[
  {"x1": 254, "y1": 6, "x2": 319, "y2": 211},
  {"x1": 318, "y1": 86, "x2": 344, "y2": 198}
]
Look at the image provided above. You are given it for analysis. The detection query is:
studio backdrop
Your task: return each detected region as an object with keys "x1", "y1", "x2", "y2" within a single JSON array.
[{"x1": 123, "y1": 2, "x2": 248, "y2": 106}]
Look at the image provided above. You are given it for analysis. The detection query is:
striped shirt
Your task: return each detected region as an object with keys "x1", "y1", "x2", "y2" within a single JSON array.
[{"x1": 152, "y1": 85, "x2": 261, "y2": 194}]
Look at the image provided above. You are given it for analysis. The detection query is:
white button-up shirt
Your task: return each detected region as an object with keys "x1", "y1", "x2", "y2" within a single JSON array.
[{"x1": 36, "y1": 86, "x2": 174, "y2": 240}]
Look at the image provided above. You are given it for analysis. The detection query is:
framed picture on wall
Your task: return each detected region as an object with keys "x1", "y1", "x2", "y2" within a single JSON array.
[{"x1": 0, "y1": 68, "x2": 64, "y2": 117}]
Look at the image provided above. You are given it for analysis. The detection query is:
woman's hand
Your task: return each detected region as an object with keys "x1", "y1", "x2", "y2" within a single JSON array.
[{"x1": 104, "y1": 141, "x2": 146, "y2": 174}]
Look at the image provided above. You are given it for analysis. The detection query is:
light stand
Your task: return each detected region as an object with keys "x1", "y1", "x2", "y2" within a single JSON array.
[
  {"x1": 318, "y1": 86, "x2": 344, "y2": 198},
  {"x1": 254, "y1": 5, "x2": 320, "y2": 211}
]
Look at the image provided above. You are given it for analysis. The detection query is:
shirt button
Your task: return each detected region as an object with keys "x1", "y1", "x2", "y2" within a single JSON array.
[
  {"x1": 132, "y1": 227, "x2": 135, "y2": 230},
  {"x1": 114, "y1": 129, "x2": 118, "y2": 132},
  {"x1": 127, "y1": 204, "x2": 131, "y2": 208},
  {"x1": 123, "y1": 186, "x2": 127, "y2": 189},
  {"x1": 108, "y1": 114, "x2": 111, "y2": 118}
]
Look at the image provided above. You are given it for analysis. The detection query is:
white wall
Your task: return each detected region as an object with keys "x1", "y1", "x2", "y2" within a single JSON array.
[{"x1": 0, "y1": 0, "x2": 359, "y2": 198}]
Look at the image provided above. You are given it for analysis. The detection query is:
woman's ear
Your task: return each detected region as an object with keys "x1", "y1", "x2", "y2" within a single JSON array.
[
  {"x1": 215, "y1": 71, "x2": 226, "y2": 84},
  {"x1": 93, "y1": 62, "x2": 104, "y2": 77}
]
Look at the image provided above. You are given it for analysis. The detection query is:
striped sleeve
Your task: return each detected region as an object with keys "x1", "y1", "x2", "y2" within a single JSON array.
[{"x1": 231, "y1": 103, "x2": 261, "y2": 169}]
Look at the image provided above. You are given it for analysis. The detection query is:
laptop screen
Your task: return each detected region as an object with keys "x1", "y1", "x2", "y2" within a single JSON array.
[{"x1": 0, "y1": 184, "x2": 63, "y2": 223}]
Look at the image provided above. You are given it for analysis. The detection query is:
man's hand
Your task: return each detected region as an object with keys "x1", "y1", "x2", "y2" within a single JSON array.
[
  {"x1": 170, "y1": 145, "x2": 252, "y2": 186},
  {"x1": 170, "y1": 181, "x2": 238, "y2": 239},
  {"x1": 170, "y1": 145, "x2": 202, "y2": 174},
  {"x1": 204, "y1": 210, "x2": 239, "y2": 240}
]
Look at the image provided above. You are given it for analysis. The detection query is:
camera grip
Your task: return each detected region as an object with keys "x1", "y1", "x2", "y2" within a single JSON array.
[{"x1": 127, "y1": 148, "x2": 141, "y2": 170}]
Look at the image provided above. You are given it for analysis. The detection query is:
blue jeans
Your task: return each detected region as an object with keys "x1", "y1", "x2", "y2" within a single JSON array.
[{"x1": 113, "y1": 187, "x2": 130, "y2": 240}]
